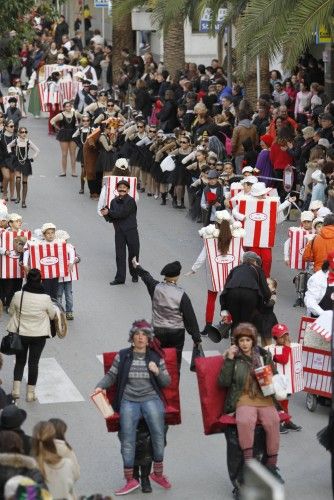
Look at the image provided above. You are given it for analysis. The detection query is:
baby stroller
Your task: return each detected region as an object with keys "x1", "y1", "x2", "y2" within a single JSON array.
[{"x1": 293, "y1": 271, "x2": 312, "y2": 307}]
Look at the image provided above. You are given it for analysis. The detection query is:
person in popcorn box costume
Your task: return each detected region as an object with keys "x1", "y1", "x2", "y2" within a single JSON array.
[
  {"x1": 218, "y1": 323, "x2": 284, "y2": 484},
  {"x1": 271, "y1": 324, "x2": 302, "y2": 434},
  {"x1": 232, "y1": 182, "x2": 296, "y2": 277},
  {"x1": 283, "y1": 210, "x2": 314, "y2": 266},
  {"x1": 93, "y1": 320, "x2": 171, "y2": 496},
  {"x1": 2, "y1": 213, "x2": 24, "y2": 310},
  {"x1": 186, "y1": 210, "x2": 245, "y2": 336},
  {"x1": 55, "y1": 230, "x2": 80, "y2": 321},
  {"x1": 200, "y1": 169, "x2": 225, "y2": 226}
]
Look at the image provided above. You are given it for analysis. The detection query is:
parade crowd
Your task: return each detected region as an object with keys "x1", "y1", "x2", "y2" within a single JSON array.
[{"x1": 0, "y1": 8, "x2": 333, "y2": 500}]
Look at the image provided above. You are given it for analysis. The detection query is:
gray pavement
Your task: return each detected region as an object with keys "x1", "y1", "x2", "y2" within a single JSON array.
[{"x1": 0, "y1": 115, "x2": 331, "y2": 499}]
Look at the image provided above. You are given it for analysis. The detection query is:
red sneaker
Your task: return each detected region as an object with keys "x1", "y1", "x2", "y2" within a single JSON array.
[
  {"x1": 114, "y1": 479, "x2": 140, "y2": 496},
  {"x1": 150, "y1": 473, "x2": 172, "y2": 489}
]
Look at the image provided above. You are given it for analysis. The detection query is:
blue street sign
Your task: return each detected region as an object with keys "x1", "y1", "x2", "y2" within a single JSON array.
[
  {"x1": 94, "y1": 0, "x2": 109, "y2": 7},
  {"x1": 199, "y1": 7, "x2": 226, "y2": 33}
]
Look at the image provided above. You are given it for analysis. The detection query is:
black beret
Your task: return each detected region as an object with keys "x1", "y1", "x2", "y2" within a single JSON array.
[
  {"x1": 161, "y1": 261, "x2": 182, "y2": 277},
  {"x1": 116, "y1": 179, "x2": 130, "y2": 188}
]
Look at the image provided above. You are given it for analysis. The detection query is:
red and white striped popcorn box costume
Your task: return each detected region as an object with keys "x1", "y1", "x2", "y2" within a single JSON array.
[
  {"x1": 28, "y1": 241, "x2": 69, "y2": 278},
  {"x1": 1, "y1": 230, "x2": 32, "y2": 279},
  {"x1": 230, "y1": 182, "x2": 243, "y2": 199},
  {"x1": 237, "y1": 196, "x2": 279, "y2": 248},
  {"x1": 288, "y1": 227, "x2": 309, "y2": 270},
  {"x1": 38, "y1": 82, "x2": 60, "y2": 112},
  {"x1": 58, "y1": 81, "x2": 74, "y2": 109},
  {"x1": 267, "y1": 343, "x2": 304, "y2": 393},
  {"x1": 58, "y1": 244, "x2": 79, "y2": 282},
  {"x1": 204, "y1": 236, "x2": 244, "y2": 292},
  {"x1": 98, "y1": 176, "x2": 138, "y2": 215}
]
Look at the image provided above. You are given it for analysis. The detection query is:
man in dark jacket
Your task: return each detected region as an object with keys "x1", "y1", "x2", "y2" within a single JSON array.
[
  {"x1": 55, "y1": 15, "x2": 69, "y2": 48},
  {"x1": 156, "y1": 90, "x2": 179, "y2": 133},
  {"x1": 132, "y1": 259, "x2": 201, "y2": 369},
  {"x1": 220, "y1": 251, "x2": 271, "y2": 331},
  {"x1": 101, "y1": 180, "x2": 139, "y2": 285}
]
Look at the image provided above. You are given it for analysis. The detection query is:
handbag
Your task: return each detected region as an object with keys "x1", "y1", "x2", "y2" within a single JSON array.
[
  {"x1": 190, "y1": 343, "x2": 205, "y2": 372},
  {"x1": 0, "y1": 292, "x2": 24, "y2": 355},
  {"x1": 272, "y1": 373, "x2": 288, "y2": 401}
]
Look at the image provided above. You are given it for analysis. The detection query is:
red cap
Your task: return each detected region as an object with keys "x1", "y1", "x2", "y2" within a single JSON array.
[
  {"x1": 272, "y1": 323, "x2": 289, "y2": 338},
  {"x1": 260, "y1": 134, "x2": 274, "y2": 148}
]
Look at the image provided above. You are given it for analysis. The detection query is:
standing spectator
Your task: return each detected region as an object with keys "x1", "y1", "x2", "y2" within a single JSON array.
[
  {"x1": 272, "y1": 82, "x2": 290, "y2": 106},
  {"x1": 252, "y1": 107, "x2": 270, "y2": 137},
  {"x1": 0, "y1": 405, "x2": 32, "y2": 455},
  {"x1": 32, "y1": 421, "x2": 78, "y2": 499},
  {"x1": 232, "y1": 109, "x2": 258, "y2": 174},
  {"x1": 156, "y1": 90, "x2": 178, "y2": 133},
  {"x1": 318, "y1": 113, "x2": 334, "y2": 145},
  {"x1": 303, "y1": 214, "x2": 334, "y2": 271},
  {"x1": 55, "y1": 15, "x2": 69, "y2": 49},
  {"x1": 134, "y1": 80, "x2": 152, "y2": 119},
  {"x1": 8, "y1": 269, "x2": 56, "y2": 402}
]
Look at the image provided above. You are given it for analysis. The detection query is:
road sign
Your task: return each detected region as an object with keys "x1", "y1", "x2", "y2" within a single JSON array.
[
  {"x1": 199, "y1": 7, "x2": 227, "y2": 33},
  {"x1": 316, "y1": 25, "x2": 333, "y2": 44},
  {"x1": 94, "y1": 0, "x2": 108, "y2": 7}
]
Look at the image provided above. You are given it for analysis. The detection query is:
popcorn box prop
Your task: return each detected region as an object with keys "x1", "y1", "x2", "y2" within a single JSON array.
[
  {"x1": 267, "y1": 343, "x2": 304, "y2": 393},
  {"x1": 237, "y1": 197, "x2": 279, "y2": 248},
  {"x1": 28, "y1": 242, "x2": 69, "y2": 278},
  {"x1": 254, "y1": 365, "x2": 274, "y2": 396},
  {"x1": 288, "y1": 227, "x2": 308, "y2": 270},
  {"x1": 98, "y1": 176, "x2": 138, "y2": 214},
  {"x1": 230, "y1": 182, "x2": 243, "y2": 198},
  {"x1": 204, "y1": 236, "x2": 244, "y2": 292},
  {"x1": 1, "y1": 230, "x2": 32, "y2": 279},
  {"x1": 302, "y1": 346, "x2": 332, "y2": 398}
]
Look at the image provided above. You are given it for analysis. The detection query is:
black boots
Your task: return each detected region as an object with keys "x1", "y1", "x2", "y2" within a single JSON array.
[
  {"x1": 160, "y1": 193, "x2": 167, "y2": 205},
  {"x1": 133, "y1": 464, "x2": 152, "y2": 493}
]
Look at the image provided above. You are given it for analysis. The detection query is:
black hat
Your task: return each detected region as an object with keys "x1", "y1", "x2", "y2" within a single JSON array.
[
  {"x1": 161, "y1": 261, "x2": 182, "y2": 277},
  {"x1": 0, "y1": 404, "x2": 27, "y2": 429},
  {"x1": 116, "y1": 179, "x2": 130, "y2": 189}
]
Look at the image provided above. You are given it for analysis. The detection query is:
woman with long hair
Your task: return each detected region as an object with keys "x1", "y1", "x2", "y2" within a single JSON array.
[
  {"x1": 32, "y1": 421, "x2": 78, "y2": 499},
  {"x1": 48, "y1": 418, "x2": 80, "y2": 483},
  {"x1": 72, "y1": 114, "x2": 93, "y2": 194},
  {"x1": 186, "y1": 211, "x2": 244, "y2": 335},
  {"x1": 0, "y1": 119, "x2": 16, "y2": 201}
]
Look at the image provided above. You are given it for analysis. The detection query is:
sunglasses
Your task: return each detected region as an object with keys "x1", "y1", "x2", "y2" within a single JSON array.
[
  {"x1": 180, "y1": 140, "x2": 189, "y2": 144},
  {"x1": 137, "y1": 125, "x2": 145, "y2": 128},
  {"x1": 149, "y1": 130, "x2": 157, "y2": 133},
  {"x1": 107, "y1": 104, "x2": 114, "y2": 107},
  {"x1": 8, "y1": 125, "x2": 14, "y2": 128},
  {"x1": 20, "y1": 130, "x2": 28, "y2": 134}
]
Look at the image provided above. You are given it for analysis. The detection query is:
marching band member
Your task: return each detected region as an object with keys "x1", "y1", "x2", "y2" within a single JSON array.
[
  {"x1": 7, "y1": 126, "x2": 40, "y2": 208},
  {"x1": 72, "y1": 114, "x2": 93, "y2": 194},
  {"x1": 50, "y1": 101, "x2": 81, "y2": 177}
]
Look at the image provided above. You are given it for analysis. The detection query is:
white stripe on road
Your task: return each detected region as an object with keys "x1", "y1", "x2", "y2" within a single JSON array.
[
  {"x1": 182, "y1": 350, "x2": 221, "y2": 365},
  {"x1": 24, "y1": 358, "x2": 85, "y2": 404}
]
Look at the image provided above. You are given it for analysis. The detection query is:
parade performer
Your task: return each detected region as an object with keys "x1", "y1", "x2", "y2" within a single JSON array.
[
  {"x1": 73, "y1": 80, "x2": 95, "y2": 113},
  {"x1": 2, "y1": 213, "x2": 25, "y2": 309},
  {"x1": 305, "y1": 257, "x2": 332, "y2": 317},
  {"x1": 218, "y1": 323, "x2": 283, "y2": 484},
  {"x1": 200, "y1": 170, "x2": 225, "y2": 225},
  {"x1": 220, "y1": 251, "x2": 271, "y2": 332},
  {"x1": 7, "y1": 127, "x2": 40, "y2": 208},
  {"x1": 45, "y1": 71, "x2": 61, "y2": 135},
  {"x1": 5, "y1": 98, "x2": 22, "y2": 132},
  {"x1": 100, "y1": 180, "x2": 140, "y2": 285},
  {"x1": 186, "y1": 210, "x2": 245, "y2": 335},
  {"x1": 55, "y1": 230, "x2": 79, "y2": 321},
  {"x1": 232, "y1": 182, "x2": 296, "y2": 277},
  {"x1": 8, "y1": 268, "x2": 56, "y2": 402},
  {"x1": 50, "y1": 101, "x2": 81, "y2": 177},
  {"x1": 96, "y1": 122, "x2": 119, "y2": 176},
  {"x1": 271, "y1": 324, "x2": 302, "y2": 433},
  {"x1": 72, "y1": 114, "x2": 93, "y2": 194},
  {"x1": 283, "y1": 210, "x2": 314, "y2": 266},
  {"x1": 0, "y1": 119, "x2": 16, "y2": 201},
  {"x1": 93, "y1": 320, "x2": 172, "y2": 495},
  {"x1": 132, "y1": 259, "x2": 202, "y2": 370}
]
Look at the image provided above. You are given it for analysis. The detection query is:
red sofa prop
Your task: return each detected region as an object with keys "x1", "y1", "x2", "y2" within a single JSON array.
[
  {"x1": 103, "y1": 347, "x2": 181, "y2": 432},
  {"x1": 195, "y1": 356, "x2": 289, "y2": 435}
]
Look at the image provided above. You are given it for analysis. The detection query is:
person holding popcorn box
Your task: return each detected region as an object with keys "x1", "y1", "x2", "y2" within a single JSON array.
[
  {"x1": 55, "y1": 230, "x2": 80, "y2": 321},
  {"x1": 270, "y1": 324, "x2": 303, "y2": 434}
]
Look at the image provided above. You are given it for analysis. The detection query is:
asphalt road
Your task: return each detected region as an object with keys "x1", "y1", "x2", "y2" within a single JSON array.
[{"x1": 0, "y1": 115, "x2": 331, "y2": 499}]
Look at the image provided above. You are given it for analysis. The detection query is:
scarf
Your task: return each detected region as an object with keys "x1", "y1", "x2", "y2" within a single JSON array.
[
  {"x1": 22, "y1": 282, "x2": 46, "y2": 294},
  {"x1": 239, "y1": 347, "x2": 263, "y2": 399}
]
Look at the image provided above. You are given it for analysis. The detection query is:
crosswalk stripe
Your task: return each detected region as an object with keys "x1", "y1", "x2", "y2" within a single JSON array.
[
  {"x1": 24, "y1": 358, "x2": 85, "y2": 404},
  {"x1": 182, "y1": 350, "x2": 221, "y2": 365}
]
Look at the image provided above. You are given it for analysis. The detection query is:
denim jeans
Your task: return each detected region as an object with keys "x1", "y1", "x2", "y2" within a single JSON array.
[
  {"x1": 57, "y1": 281, "x2": 73, "y2": 312},
  {"x1": 120, "y1": 398, "x2": 165, "y2": 468}
]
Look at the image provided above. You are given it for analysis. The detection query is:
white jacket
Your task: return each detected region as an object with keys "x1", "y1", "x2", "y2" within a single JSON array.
[
  {"x1": 7, "y1": 291, "x2": 56, "y2": 337},
  {"x1": 304, "y1": 270, "x2": 328, "y2": 317}
]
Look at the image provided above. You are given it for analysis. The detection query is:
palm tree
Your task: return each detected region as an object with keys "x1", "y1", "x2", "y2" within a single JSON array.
[{"x1": 111, "y1": 0, "x2": 134, "y2": 84}]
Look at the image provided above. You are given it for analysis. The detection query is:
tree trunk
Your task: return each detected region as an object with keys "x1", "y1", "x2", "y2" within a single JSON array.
[
  {"x1": 112, "y1": 3, "x2": 133, "y2": 84},
  {"x1": 243, "y1": 55, "x2": 270, "y2": 108},
  {"x1": 324, "y1": 43, "x2": 334, "y2": 101},
  {"x1": 163, "y1": 17, "x2": 185, "y2": 79}
]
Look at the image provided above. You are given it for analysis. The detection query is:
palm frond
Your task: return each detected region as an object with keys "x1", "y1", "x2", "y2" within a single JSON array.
[{"x1": 238, "y1": 0, "x2": 334, "y2": 69}]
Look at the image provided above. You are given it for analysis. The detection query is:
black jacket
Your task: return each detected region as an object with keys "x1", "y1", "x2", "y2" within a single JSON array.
[
  {"x1": 157, "y1": 100, "x2": 179, "y2": 133},
  {"x1": 113, "y1": 348, "x2": 165, "y2": 412},
  {"x1": 220, "y1": 263, "x2": 271, "y2": 307},
  {"x1": 104, "y1": 194, "x2": 138, "y2": 232},
  {"x1": 134, "y1": 88, "x2": 152, "y2": 119},
  {"x1": 0, "y1": 453, "x2": 47, "y2": 497}
]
